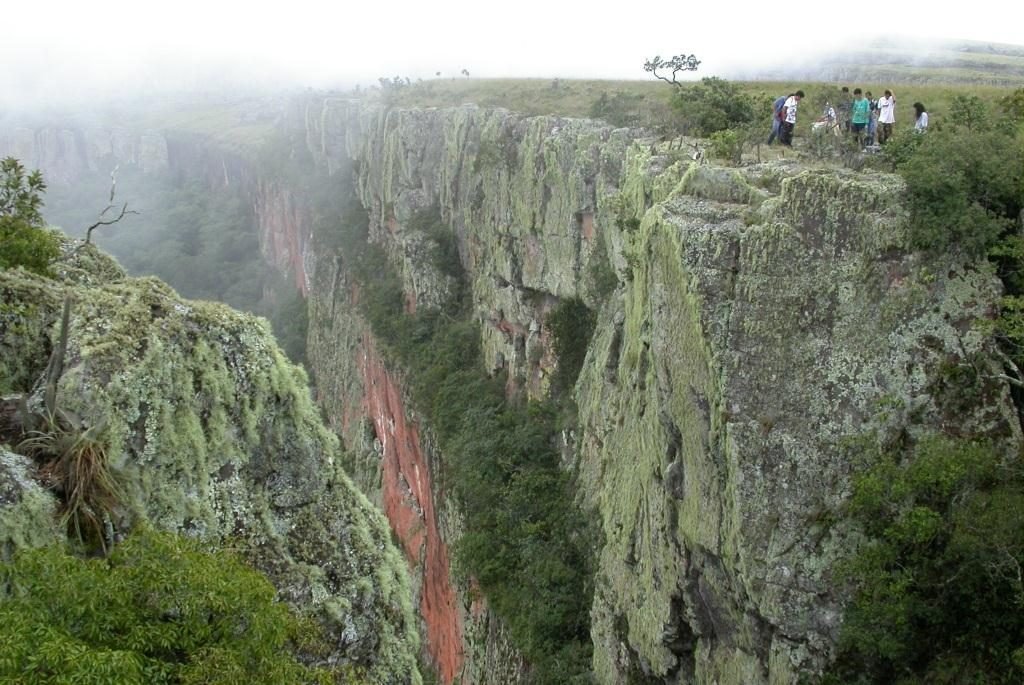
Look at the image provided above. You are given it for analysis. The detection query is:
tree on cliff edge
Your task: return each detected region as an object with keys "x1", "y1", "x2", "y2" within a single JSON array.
[
  {"x1": 643, "y1": 53, "x2": 701, "y2": 87},
  {"x1": 0, "y1": 157, "x2": 60, "y2": 277}
]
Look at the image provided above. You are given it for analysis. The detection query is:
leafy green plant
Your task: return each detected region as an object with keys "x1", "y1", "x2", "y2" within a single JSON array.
[
  {"x1": 589, "y1": 91, "x2": 646, "y2": 128},
  {"x1": 1000, "y1": 87, "x2": 1024, "y2": 123},
  {"x1": 586, "y1": 236, "x2": 618, "y2": 302},
  {"x1": 823, "y1": 437, "x2": 1024, "y2": 684},
  {"x1": 0, "y1": 529, "x2": 333, "y2": 684},
  {"x1": 709, "y1": 129, "x2": 742, "y2": 164},
  {"x1": 670, "y1": 77, "x2": 757, "y2": 137},
  {"x1": 0, "y1": 157, "x2": 61, "y2": 276},
  {"x1": 892, "y1": 126, "x2": 1022, "y2": 256},
  {"x1": 948, "y1": 94, "x2": 991, "y2": 133}
]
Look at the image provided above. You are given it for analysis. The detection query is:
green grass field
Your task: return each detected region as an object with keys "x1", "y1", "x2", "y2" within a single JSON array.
[{"x1": 385, "y1": 77, "x2": 1016, "y2": 130}]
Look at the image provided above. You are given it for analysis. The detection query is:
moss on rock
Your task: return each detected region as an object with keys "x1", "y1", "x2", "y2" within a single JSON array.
[{"x1": 0, "y1": 244, "x2": 422, "y2": 684}]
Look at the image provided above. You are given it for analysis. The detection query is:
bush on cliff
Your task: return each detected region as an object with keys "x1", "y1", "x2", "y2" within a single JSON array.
[
  {"x1": 893, "y1": 127, "x2": 1022, "y2": 257},
  {"x1": 824, "y1": 437, "x2": 1024, "y2": 684},
  {"x1": 670, "y1": 77, "x2": 759, "y2": 137},
  {"x1": 546, "y1": 297, "x2": 597, "y2": 396},
  {"x1": 0, "y1": 157, "x2": 61, "y2": 277},
  {"x1": 888, "y1": 95, "x2": 1023, "y2": 258},
  {"x1": 0, "y1": 529, "x2": 333, "y2": 684}
]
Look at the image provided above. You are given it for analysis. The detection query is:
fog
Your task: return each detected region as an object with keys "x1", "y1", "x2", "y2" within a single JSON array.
[{"x1": 3, "y1": 0, "x2": 1023, "y2": 110}]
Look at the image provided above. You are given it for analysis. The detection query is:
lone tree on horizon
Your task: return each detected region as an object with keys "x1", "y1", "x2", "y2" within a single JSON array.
[{"x1": 643, "y1": 54, "x2": 701, "y2": 86}]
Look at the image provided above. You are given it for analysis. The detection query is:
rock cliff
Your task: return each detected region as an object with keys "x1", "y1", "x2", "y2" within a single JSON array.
[
  {"x1": 5, "y1": 96, "x2": 1019, "y2": 684},
  {"x1": 0, "y1": 125, "x2": 168, "y2": 182},
  {"x1": 289, "y1": 98, "x2": 1018, "y2": 683},
  {"x1": 0, "y1": 242, "x2": 422, "y2": 683}
]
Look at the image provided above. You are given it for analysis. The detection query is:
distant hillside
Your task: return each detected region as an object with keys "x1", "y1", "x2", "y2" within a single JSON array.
[{"x1": 732, "y1": 38, "x2": 1024, "y2": 86}]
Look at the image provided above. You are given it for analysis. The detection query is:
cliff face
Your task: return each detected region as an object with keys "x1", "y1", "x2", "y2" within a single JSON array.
[
  {"x1": 0, "y1": 126, "x2": 168, "y2": 182},
  {"x1": 7, "y1": 98, "x2": 1019, "y2": 684},
  {"x1": 0, "y1": 243, "x2": 422, "y2": 684},
  {"x1": 291, "y1": 99, "x2": 1019, "y2": 684}
]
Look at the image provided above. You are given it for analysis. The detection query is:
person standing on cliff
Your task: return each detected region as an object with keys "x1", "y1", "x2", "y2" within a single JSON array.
[
  {"x1": 837, "y1": 86, "x2": 853, "y2": 132},
  {"x1": 780, "y1": 90, "x2": 804, "y2": 147},
  {"x1": 767, "y1": 93, "x2": 791, "y2": 145},
  {"x1": 913, "y1": 102, "x2": 929, "y2": 132},
  {"x1": 851, "y1": 88, "x2": 871, "y2": 146},
  {"x1": 864, "y1": 91, "x2": 879, "y2": 146},
  {"x1": 878, "y1": 90, "x2": 896, "y2": 144}
]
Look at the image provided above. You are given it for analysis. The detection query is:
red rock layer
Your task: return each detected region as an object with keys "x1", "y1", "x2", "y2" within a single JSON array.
[
  {"x1": 360, "y1": 335, "x2": 464, "y2": 683},
  {"x1": 255, "y1": 179, "x2": 310, "y2": 294}
]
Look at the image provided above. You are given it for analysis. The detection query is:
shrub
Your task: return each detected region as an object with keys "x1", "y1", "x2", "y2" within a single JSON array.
[
  {"x1": 893, "y1": 127, "x2": 1023, "y2": 256},
  {"x1": 0, "y1": 157, "x2": 60, "y2": 276},
  {"x1": 0, "y1": 529, "x2": 331, "y2": 684},
  {"x1": 589, "y1": 91, "x2": 645, "y2": 128},
  {"x1": 709, "y1": 129, "x2": 743, "y2": 164},
  {"x1": 824, "y1": 437, "x2": 1024, "y2": 684},
  {"x1": 586, "y1": 236, "x2": 618, "y2": 302},
  {"x1": 670, "y1": 77, "x2": 757, "y2": 137}
]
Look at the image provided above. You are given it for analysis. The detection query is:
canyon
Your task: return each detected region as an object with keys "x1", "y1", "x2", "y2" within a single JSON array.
[{"x1": 2, "y1": 94, "x2": 1018, "y2": 683}]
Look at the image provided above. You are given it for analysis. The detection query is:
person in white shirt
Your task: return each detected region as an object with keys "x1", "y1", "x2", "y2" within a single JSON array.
[
  {"x1": 913, "y1": 102, "x2": 929, "y2": 132},
  {"x1": 780, "y1": 89, "x2": 804, "y2": 146},
  {"x1": 878, "y1": 89, "x2": 896, "y2": 144}
]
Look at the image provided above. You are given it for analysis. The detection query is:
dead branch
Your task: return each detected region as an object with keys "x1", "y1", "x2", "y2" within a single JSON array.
[
  {"x1": 84, "y1": 165, "x2": 137, "y2": 245},
  {"x1": 85, "y1": 202, "x2": 138, "y2": 244}
]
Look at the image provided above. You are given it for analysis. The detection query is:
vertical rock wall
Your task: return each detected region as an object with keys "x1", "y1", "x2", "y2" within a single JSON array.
[
  {"x1": 293, "y1": 98, "x2": 1019, "y2": 684},
  {"x1": 25, "y1": 96, "x2": 1013, "y2": 684}
]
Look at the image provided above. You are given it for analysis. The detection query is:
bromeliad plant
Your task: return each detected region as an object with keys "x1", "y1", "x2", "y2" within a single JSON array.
[{"x1": 19, "y1": 412, "x2": 121, "y2": 551}]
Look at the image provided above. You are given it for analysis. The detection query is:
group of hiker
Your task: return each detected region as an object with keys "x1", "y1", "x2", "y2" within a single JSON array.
[{"x1": 768, "y1": 86, "x2": 929, "y2": 148}]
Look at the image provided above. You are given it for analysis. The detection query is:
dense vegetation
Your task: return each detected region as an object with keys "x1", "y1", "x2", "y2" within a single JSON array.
[
  {"x1": 885, "y1": 91, "x2": 1024, "y2": 374},
  {"x1": 316, "y1": 198, "x2": 597, "y2": 683},
  {"x1": 546, "y1": 297, "x2": 597, "y2": 396},
  {"x1": 885, "y1": 93, "x2": 1024, "y2": 257},
  {"x1": 823, "y1": 438, "x2": 1024, "y2": 684},
  {"x1": 0, "y1": 529, "x2": 332, "y2": 684}
]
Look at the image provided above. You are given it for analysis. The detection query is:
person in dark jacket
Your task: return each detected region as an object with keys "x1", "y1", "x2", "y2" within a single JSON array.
[{"x1": 767, "y1": 93, "x2": 791, "y2": 145}]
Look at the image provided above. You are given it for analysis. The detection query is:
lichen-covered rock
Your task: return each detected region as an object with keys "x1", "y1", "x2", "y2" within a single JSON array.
[
  {"x1": 290, "y1": 97, "x2": 1019, "y2": 684},
  {"x1": 578, "y1": 165, "x2": 1018, "y2": 684},
  {"x1": 0, "y1": 449, "x2": 62, "y2": 560},
  {"x1": 0, "y1": 247, "x2": 422, "y2": 684}
]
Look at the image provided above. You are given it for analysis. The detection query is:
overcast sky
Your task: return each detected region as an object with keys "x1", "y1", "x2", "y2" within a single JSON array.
[{"x1": 3, "y1": 0, "x2": 1022, "y2": 108}]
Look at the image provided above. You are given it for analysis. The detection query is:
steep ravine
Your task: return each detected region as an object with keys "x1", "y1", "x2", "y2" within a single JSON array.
[
  {"x1": 6, "y1": 100, "x2": 1021, "y2": 684},
  {"x1": 290, "y1": 98, "x2": 1020, "y2": 684}
]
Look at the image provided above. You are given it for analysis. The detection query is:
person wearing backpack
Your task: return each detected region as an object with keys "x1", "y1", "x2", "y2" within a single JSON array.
[
  {"x1": 767, "y1": 93, "x2": 792, "y2": 145},
  {"x1": 780, "y1": 90, "x2": 804, "y2": 147}
]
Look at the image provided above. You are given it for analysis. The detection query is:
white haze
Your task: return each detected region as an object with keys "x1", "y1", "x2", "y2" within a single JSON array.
[{"x1": 3, "y1": 0, "x2": 1023, "y2": 110}]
